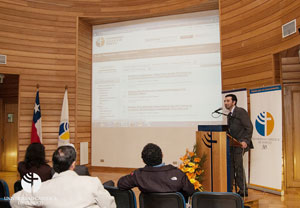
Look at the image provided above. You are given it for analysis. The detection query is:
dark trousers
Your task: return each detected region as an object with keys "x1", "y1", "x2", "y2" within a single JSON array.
[{"x1": 230, "y1": 148, "x2": 247, "y2": 193}]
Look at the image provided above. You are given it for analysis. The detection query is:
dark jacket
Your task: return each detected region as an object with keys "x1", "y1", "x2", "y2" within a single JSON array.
[
  {"x1": 228, "y1": 106, "x2": 254, "y2": 152},
  {"x1": 18, "y1": 161, "x2": 53, "y2": 182},
  {"x1": 117, "y1": 164, "x2": 195, "y2": 198}
]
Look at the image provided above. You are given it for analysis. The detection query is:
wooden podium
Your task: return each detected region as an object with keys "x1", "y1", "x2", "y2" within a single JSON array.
[{"x1": 196, "y1": 125, "x2": 233, "y2": 192}]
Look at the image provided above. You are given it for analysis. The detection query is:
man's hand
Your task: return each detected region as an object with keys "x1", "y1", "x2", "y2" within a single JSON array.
[{"x1": 241, "y1": 141, "x2": 247, "y2": 149}]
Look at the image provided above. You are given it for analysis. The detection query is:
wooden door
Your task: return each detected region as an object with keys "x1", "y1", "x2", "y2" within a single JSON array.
[
  {"x1": 2, "y1": 103, "x2": 18, "y2": 171},
  {"x1": 284, "y1": 84, "x2": 300, "y2": 188}
]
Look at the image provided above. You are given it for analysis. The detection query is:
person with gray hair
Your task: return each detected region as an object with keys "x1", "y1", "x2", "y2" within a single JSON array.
[{"x1": 11, "y1": 145, "x2": 116, "y2": 208}]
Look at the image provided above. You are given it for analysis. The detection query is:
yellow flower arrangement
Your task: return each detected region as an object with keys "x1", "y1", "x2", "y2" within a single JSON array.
[{"x1": 179, "y1": 145, "x2": 206, "y2": 191}]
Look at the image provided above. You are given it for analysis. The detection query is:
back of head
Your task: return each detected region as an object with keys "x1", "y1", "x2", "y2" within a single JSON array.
[
  {"x1": 24, "y1": 143, "x2": 46, "y2": 168},
  {"x1": 52, "y1": 145, "x2": 76, "y2": 173},
  {"x1": 142, "y1": 143, "x2": 162, "y2": 166}
]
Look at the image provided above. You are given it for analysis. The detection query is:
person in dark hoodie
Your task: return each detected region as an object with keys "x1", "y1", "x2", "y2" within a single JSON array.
[{"x1": 117, "y1": 143, "x2": 196, "y2": 199}]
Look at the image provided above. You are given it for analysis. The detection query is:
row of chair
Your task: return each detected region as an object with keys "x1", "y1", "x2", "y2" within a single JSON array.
[
  {"x1": 1, "y1": 179, "x2": 244, "y2": 208},
  {"x1": 0, "y1": 179, "x2": 10, "y2": 208},
  {"x1": 104, "y1": 185, "x2": 244, "y2": 208}
]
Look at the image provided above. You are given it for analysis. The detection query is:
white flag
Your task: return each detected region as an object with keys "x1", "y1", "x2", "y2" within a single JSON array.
[{"x1": 58, "y1": 89, "x2": 70, "y2": 146}]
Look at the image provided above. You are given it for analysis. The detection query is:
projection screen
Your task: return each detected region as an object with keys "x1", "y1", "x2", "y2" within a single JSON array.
[{"x1": 92, "y1": 10, "x2": 222, "y2": 167}]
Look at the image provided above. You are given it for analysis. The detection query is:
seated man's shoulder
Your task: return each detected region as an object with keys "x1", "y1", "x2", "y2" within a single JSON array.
[
  {"x1": 142, "y1": 164, "x2": 183, "y2": 175},
  {"x1": 78, "y1": 175, "x2": 102, "y2": 185},
  {"x1": 167, "y1": 165, "x2": 187, "y2": 176},
  {"x1": 161, "y1": 164, "x2": 180, "y2": 171}
]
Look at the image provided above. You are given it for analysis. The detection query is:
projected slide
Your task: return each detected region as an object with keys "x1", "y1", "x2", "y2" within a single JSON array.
[{"x1": 93, "y1": 10, "x2": 222, "y2": 127}]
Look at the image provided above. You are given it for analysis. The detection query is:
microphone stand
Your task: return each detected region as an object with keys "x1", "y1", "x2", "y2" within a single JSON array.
[
  {"x1": 213, "y1": 111, "x2": 228, "y2": 116},
  {"x1": 212, "y1": 111, "x2": 236, "y2": 119}
]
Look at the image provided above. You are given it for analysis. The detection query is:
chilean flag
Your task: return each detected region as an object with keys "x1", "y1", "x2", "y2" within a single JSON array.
[{"x1": 31, "y1": 90, "x2": 42, "y2": 143}]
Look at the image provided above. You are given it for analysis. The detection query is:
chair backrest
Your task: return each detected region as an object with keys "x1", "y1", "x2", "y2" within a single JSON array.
[
  {"x1": 103, "y1": 180, "x2": 115, "y2": 187},
  {"x1": 0, "y1": 199, "x2": 11, "y2": 208},
  {"x1": 104, "y1": 186, "x2": 137, "y2": 208},
  {"x1": 192, "y1": 192, "x2": 244, "y2": 208},
  {"x1": 14, "y1": 180, "x2": 22, "y2": 193},
  {"x1": 0, "y1": 179, "x2": 10, "y2": 198},
  {"x1": 139, "y1": 192, "x2": 186, "y2": 208},
  {"x1": 0, "y1": 179, "x2": 11, "y2": 208},
  {"x1": 74, "y1": 165, "x2": 90, "y2": 176}
]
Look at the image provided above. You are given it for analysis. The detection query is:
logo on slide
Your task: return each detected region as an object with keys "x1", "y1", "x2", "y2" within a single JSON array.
[
  {"x1": 96, "y1": 37, "x2": 105, "y2": 47},
  {"x1": 21, "y1": 172, "x2": 41, "y2": 193},
  {"x1": 255, "y1": 112, "x2": 274, "y2": 136}
]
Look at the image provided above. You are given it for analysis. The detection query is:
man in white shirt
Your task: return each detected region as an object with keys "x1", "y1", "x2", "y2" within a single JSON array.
[{"x1": 11, "y1": 145, "x2": 116, "y2": 208}]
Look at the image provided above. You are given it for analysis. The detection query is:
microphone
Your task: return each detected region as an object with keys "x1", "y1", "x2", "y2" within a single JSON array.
[{"x1": 213, "y1": 107, "x2": 222, "y2": 113}]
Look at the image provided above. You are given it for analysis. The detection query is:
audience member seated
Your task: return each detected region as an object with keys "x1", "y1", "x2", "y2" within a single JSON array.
[
  {"x1": 18, "y1": 143, "x2": 52, "y2": 182},
  {"x1": 74, "y1": 164, "x2": 90, "y2": 176},
  {"x1": 51, "y1": 164, "x2": 90, "y2": 176},
  {"x1": 51, "y1": 144, "x2": 90, "y2": 176},
  {"x1": 117, "y1": 143, "x2": 196, "y2": 200},
  {"x1": 11, "y1": 145, "x2": 116, "y2": 208}
]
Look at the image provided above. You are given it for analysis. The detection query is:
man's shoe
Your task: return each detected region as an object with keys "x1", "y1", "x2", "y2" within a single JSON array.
[{"x1": 238, "y1": 191, "x2": 248, "y2": 197}]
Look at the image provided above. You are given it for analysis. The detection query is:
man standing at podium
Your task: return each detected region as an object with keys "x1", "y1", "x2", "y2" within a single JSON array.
[{"x1": 224, "y1": 94, "x2": 253, "y2": 197}]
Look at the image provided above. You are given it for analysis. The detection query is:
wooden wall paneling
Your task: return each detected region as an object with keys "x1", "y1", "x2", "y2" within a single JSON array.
[
  {"x1": 0, "y1": 9, "x2": 76, "y2": 28},
  {"x1": 0, "y1": 34, "x2": 76, "y2": 48},
  {"x1": 80, "y1": 0, "x2": 218, "y2": 25},
  {"x1": 222, "y1": 18, "x2": 282, "y2": 47},
  {"x1": 222, "y1": 55, "x2": 274, "y2": 90},
  {"x1": 0, "y1": 1, "x2": 79, "y2": 16},
  {"x1": 76, "y1": 18, "x2": 92, "y2": 165},
  {"x1": 220, "y1": 0, "x2": 300, "y2": 90},
  {"x1": 0, "y1": 1, "x2": 77, "y2": 161},
  {"x1": 273, "y1": 53, "x2": 281, "y2": 85},
  {"x1": 221, "y1": 1, "x2": 281, "y2": 37},
  {"x1": 222, "y1": 28, "x2": 282, "y2": 61},
  {"x1": 220, "y1": 0, "x2": 300, "y2": 191},
  {"x1": 281, "y1": 57, "x2": 300, "y2": 84},
  {"x1": 221, "y1": 0, "x2": 265, "y2": 20}
]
